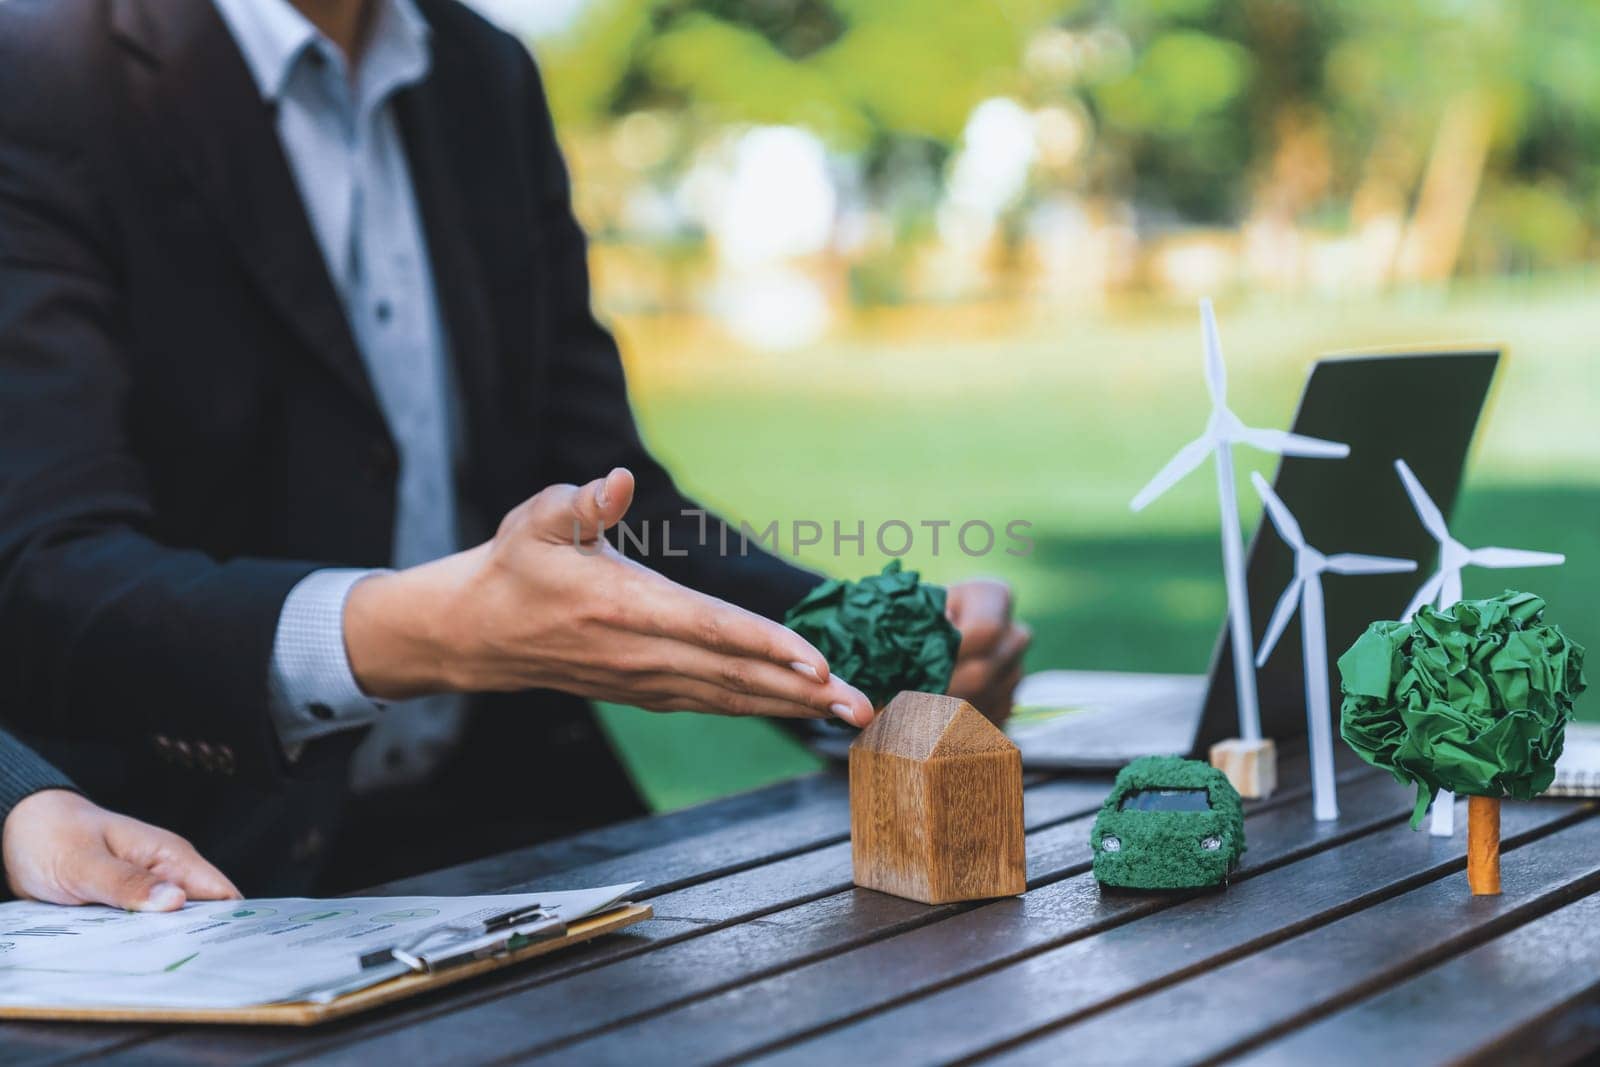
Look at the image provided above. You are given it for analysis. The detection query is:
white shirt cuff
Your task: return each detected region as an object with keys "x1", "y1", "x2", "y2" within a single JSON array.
[{"x1": 267, "y1": 568, "x2": 387, "y2": 750}]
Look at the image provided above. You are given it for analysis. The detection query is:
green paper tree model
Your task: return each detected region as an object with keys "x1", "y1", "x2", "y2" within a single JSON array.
[
  {"x1": 784, "y1": 560, "x2": 962, "y2": 708},
  {"x1": 1337, "y1": 590, "x2": 1587, "y2": 894}
]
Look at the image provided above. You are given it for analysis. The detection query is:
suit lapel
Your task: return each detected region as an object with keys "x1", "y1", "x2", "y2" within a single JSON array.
[{"x1": 112, "y1": 0, "x2": 384, "y2": 421}]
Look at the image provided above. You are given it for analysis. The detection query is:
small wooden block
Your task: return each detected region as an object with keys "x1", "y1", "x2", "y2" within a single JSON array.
[
  {"x1": 849, "y1": 692, "x2": 1026, "y2": 905},
  {"x1": 1208, "y1": 737, "x2": 1277, "y2": 799}
]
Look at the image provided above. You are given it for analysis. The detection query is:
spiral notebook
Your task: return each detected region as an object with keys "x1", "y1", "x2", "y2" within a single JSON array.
[{"x1": 1549, "y1": 722, "x2": 1600, "y2": 798}]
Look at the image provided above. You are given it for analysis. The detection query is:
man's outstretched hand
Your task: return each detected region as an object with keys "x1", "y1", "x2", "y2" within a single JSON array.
[
  {"x1": 945, "y1": 579, "x2": 1031, "y2": 724},
  {"x1": 3, "y1": 790, "x2": 240, "y2": 910},
  {"x1": 344, "y1": 468, "x2": 875, "y2": 727}
]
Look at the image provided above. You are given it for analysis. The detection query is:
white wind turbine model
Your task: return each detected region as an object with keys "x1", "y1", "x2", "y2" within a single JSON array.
[
  {"x1": 1251, "y1": 472, "x2": 1416, "y2": 821},
  {"x1": 1394, "y1": 457, "x2": 1566, "y2": 836},
  {"x1": 1131, "y1": 300, "x2": 1350, "y2": 751}
]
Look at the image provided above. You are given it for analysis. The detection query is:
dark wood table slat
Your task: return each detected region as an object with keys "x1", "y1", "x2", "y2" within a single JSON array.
[
  {"x1": 0, "y1": 773, "x2": 852, "y2": 1067},
  {"x1": 262, "y1": 764, "x2": 1358, "y2": 1067},
  {"x1": 78, "y1": 779, "x2": 1114, "y2": 1066},
  {"x1": 726, "y1": 801, "x2": 1588, "y2": 1067},
  {"x1": 0, "y1": 766, "x2": 905, "y2": 1064},
  {"x1": 11, "y1": 743, "x2": 1593, "y2": 1067},
  {"x1": 0, "y1": 1024, "x2": 147, "y2": 1067},
  {"x1": 378, "y1": 771, "x2": 1054, "y2": 899},
  {"x1": 1228, "y1": 875, "x2": 1600, "y2": 1067},
  {"x1": 485, "y1": 770, "x2": 1408, "y2": 1066},
  {"x1": 377, "y1": 774, "x2": 853, "y2": 899},
  {"x1": 989, "y1": 809, "x2": 1600, "y2": 1066},
  {"x1": 374, "y1": 771, "x2": 857, "y2": 895},
  {"x1": 265, "y1": 808, "x2": 1108, "y2": 1066}
]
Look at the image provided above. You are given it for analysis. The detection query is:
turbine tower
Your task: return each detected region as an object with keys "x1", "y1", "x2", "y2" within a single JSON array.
[
  {"x1": 1394, "y1": 457, "x2": 1566, "y2": 836},
  {"x1": 1131, "y1": 299, "x2": 1349, "y2": 747},
  {"x1": 1252, "y1": 473, "x2": 1416, "y2": 821}
]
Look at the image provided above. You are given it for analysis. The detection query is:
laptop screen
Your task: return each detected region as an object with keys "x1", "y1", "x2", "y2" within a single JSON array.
[{"x1": 1190, "y1": 350, "x2": 1500, "y2": 756}]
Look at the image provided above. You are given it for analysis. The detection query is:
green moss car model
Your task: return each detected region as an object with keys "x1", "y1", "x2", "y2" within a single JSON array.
[{"x1": 1090, "y1": 756, "x2": 1245, "y2": 890}]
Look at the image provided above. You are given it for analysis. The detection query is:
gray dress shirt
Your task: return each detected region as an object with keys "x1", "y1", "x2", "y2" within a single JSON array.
[{"x1": 212, "y1": 0, "x2": 465, "y2": 791}]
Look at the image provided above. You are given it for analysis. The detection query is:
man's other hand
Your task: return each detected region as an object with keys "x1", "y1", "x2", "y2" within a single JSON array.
[
  {"x1": 343, "y1": 468, "x2": 875, "y2": 727},
  {"x1": 945, "y1": 579, "x2": 1031, "y2": 724},
  {"x1": 2, "y1": 790, "x2": 241, "y2": 910}
]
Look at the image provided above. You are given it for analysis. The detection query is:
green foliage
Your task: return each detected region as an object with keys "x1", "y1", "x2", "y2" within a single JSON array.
[
  {"x1": 812, "y1": 0, "x2": 1030, "y2": 144},
  {"x1": 1095, "y1": 31, "x2": 1251, "y2": 134},
  {"x1": 1339, "y1": 591, "x2": 1588, "y2": 827},
  {"x1": 541, "y1": 0, "x2": 1079, "y2": 150},
  {"x1": 536, "y1": 0, "x2": 1600, "y2": 260},
  {"x1": 641, "y1": 14, "x2": 869, "y2": 143},
  {"x1": 784, "y1": 560, "x2": 961, "y2": 707}
]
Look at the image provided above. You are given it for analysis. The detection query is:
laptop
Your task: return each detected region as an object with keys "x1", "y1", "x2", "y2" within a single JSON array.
[{"x1": 1010, "y1": 349, "x2": 1500, "y2": 770}]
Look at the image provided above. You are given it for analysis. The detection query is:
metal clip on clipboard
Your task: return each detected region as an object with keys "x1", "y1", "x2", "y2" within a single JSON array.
[{"x1": 358, "y1": 903, "x2": 568, "y2": 975}]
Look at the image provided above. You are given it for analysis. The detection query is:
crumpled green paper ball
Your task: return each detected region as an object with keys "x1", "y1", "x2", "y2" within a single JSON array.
[
  {"x1": 1337, "y1": 590, "x2": 1587, "y2": 828},
  {"x1": 783, "y1": 560, "x2": 962, "y2": 707}
]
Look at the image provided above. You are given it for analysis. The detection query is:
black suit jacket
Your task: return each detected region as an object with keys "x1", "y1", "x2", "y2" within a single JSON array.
[
  {"x1": 0, "y1": 0, "x2": 820, "y2": 892},
  {"x1": 0, "y1": 728, "x2": 73, "y2": 825}
]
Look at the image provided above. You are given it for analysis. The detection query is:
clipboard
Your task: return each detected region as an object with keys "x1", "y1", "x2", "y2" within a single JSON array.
[{"x1": 0, "y1": 901, "x2": 651, "y2": 1027}]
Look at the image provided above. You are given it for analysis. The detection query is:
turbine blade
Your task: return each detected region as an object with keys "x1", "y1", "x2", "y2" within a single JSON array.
[
  {"x1": 1236, "y1": 426, "x2": 1350, "y2": 458},
  {"x1": 1325, "y1": 553, "x2": 1418, "y2": 575},
  {"x1": 1401, "y1": 570, "x2": 1447, "y2": 622},
  {"x1": 1468, "y1": 546, "x2": 1566, "y2": 569},
  {"x1": 1440, "y1": 568, "x2": 1462, "y2": 610},
  {"x1": 1395, "y1": 458, "x2": 1450, "y2": 542},
  {"x1": 1256, "y1": 577, "x2": 1304, "y2": 668},
  {"x1": 1250, "y1": 471, "x2": 1304, "y2": 547},
  {"x1": 1130, "y1": 436, "x2": 1213, "y2": 512},
  {"x1": 1200, "y1": 298, "x2": 1226, "y2": 405}
]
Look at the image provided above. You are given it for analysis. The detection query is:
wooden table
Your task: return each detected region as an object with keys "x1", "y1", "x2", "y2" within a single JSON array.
[{"x1": 5, "y1": 749, "x2": 1599, "y2": 1066}]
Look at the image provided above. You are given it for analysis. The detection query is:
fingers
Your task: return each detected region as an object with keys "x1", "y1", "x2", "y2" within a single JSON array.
[
  {"x1": 103, "y1": 813, "x2": 241, "y2": 903},
  {"x1": 589, "y1": 467, "x2": 635, "y2": 530},
  {"x1": 518, "y1": 467, "x2": 636, "y2": 545},
  {"x1": 946, "y1": 579, "x2": 1013, "y2": 658},
  {"x1": 625, "y1": 674, "x2": 859, "y2": 724},
  {"x1": 620, "y1": 575, "x2": 833, "y2": 683},
  {"x1": 972, "y1": 659, "x2": 1025, "y2": 726},
  {"x1": 608, "y1": 636, "x2": 872, "y2": 725},
  {"x1": 2, "y1": 792, "x2": 237, "y2": 913},
  {"x1": 992, "y1": 620, "x2": 1032, "y2": 674},
  {"x1": 155, "y1": 842, "x2": 242, "y2": 902},
  {"x1": 67, "y1": 849, "x2": 186, "y2": 912},
  {"x1": 949, "y1": 621, "x2": 1031, "y2": 712}
]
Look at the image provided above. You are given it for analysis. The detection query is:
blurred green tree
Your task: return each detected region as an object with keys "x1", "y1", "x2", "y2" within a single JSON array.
[{"x1": 536, "y1": 0, "x2": 1600, "y2": 275}]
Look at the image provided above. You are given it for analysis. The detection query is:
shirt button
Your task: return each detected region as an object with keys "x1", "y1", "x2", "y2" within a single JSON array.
[
  {"x1": 309, "y1": 703, "x2": 335, "y2": 721},
  {"x1": 375, "y1": 300, "x2": 393, "y2": 324}
]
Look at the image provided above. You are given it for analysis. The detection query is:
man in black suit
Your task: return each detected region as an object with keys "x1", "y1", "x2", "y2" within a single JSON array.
[{"x1": 0, "y1": 0, "x2": 1030, "y2": 893}]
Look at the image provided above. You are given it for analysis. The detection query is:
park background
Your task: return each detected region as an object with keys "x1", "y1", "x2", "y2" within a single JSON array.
[{"x1": 473, "y1": 0, "x2": 1600, "y2": 810}]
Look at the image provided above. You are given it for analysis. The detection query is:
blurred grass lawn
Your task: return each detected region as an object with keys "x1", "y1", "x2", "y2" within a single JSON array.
[{"x1": 594, "y1": 279, "x2": 1600, "y2": 811}]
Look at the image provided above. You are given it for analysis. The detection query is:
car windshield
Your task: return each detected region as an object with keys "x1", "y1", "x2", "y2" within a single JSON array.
[{"x1": 1118, "y1": 788, "x2": 1211, "y2": 813}]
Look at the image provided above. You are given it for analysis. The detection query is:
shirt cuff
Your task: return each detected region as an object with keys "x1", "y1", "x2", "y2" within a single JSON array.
[{"x1": 267, "y1": 568, "x2": 387, "y2": 750}]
